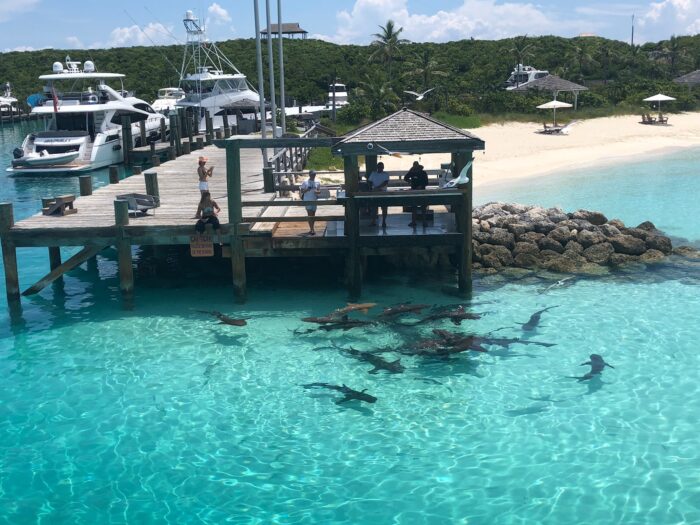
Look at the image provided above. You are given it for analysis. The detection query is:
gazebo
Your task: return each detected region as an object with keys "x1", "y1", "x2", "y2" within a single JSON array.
[
  {"x1": 513, "y1": 74, "x2": 588, "y2": 109},
  {"x1": 260, "y1": 22, "x2": 308, "y2": 39},
  {"x1": 673, "y1": 70, "x2": 700, "y2": 87},
  {"x1": 215, "y1": 108, "x2": 485, "y2": 300}
]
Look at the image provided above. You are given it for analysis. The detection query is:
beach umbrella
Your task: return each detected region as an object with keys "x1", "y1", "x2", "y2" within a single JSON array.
[
  {"x1": 643, "y1": 93, "x2": 676, "y2": 117},
  {"x1": 536, "y1": 100, "x2": 572, "y2": 126}
]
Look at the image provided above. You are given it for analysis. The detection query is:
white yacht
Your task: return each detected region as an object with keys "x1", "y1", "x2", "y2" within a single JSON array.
[
  {"x1": 152, "y1": 87, "x2": 185, "y2": 114},
  {"x1": 176, "y1": 10, "x2": 260, "y2": 132},
  {"x1": 8, "y1": 57, "x2": 165, "y2": 174},
  {"x1": 504, "y1": 64, "x2": 549, "y2": 90},
  {"x1": 325, "y1": 82, "x2": 349, "y2": 108},
  {"x1": 0, "y1": 82, "x2": 19, "y2": 117}
]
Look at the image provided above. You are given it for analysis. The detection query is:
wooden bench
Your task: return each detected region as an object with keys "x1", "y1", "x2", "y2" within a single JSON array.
[{"x1": 42, "y1": 195, "x2": 77, "y2": 216}]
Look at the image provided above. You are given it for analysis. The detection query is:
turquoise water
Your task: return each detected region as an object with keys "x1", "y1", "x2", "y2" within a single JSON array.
[{"x1": 1, "y1": 122, "x2": 699, "y2": 524}]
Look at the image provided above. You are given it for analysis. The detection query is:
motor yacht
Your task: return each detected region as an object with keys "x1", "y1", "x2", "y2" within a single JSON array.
[
  {"x1": 504, "y1": 64, "x2": 549, "y2": 90},
  {"x1": 152, "y1": 87, "x2": 185, "y2": 114},
  {"x1": 8, "y1": 57, "x2": 166, "y2": 174},
  {"x1": 325, "y1": 82, "x2": 349, "y2": 109},
  {"x1": 176, "y1": 10, "x2": 260, "y2": 132},
  {"x1": 0, "y1": 82, "x2": 19, "y2": 117}
]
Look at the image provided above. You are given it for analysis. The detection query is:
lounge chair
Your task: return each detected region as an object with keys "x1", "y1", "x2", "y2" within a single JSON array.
[
  {"x1": 115, "y1": 193, "x2": 160, "y2": 216},
  {"x1": 646, "y1": 113, "x2": 657, "y2": 124},
  {"x1": 657, "y1": 114, "x2": 668, "y2": 124}
]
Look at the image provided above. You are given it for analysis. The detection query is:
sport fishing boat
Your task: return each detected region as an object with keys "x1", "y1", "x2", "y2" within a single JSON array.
[
  {"x1": 504, "y1": 64, "x2": 549, "y2": 90},
  {"x1": 0, "y1": 82, "x2": 19, "y2": 117},
  {"x1": 151, "y1": 87, "x2": 185, "y2": 114},
  {"x1": 176, "y1": 10, "x2": 260, "y2": 132},
  {"x1": 8, "y1": 57, "x2": 165, "y2": 175}
]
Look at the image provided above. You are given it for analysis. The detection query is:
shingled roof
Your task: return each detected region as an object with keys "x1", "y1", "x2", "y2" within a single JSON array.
[
  {"x1": 333, "y1": 108, "x2": 484, "y2": 156},
  {"x1": 513, "y1": 74, "x2": 588, "y2": 93},
  {"x1": 673, "y1": 70, "x2": 700, "y2": 86},
  {"x1": 260, "y1": 23, "x2": 308, "y2": 34}
]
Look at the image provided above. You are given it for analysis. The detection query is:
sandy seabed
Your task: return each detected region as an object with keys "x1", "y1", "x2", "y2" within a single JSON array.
[{"x1": 376, "y1": 112, "x2": 700, "y2": 189}]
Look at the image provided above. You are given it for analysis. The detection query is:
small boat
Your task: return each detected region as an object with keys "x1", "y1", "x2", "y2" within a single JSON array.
[
  {"x1": 0, "y1": 82, "x2": 19, "y2": 117},
  {"x1": 152, "y1": 87, "x2": 185, "y2": 114},
  {"x1": 12, "y1": 150, "x2": 80, "y2": 168},
  {"x1": 504, "y1": 64, "x2": 549, "y2": 90}
]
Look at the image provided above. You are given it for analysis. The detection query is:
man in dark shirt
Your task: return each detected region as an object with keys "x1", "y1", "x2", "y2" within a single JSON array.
[{"x1": 403, "y1": 161, "x2": 429, "y2": 227}]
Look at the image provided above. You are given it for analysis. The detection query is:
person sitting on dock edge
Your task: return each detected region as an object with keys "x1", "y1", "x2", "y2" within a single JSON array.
[
  {"x1": 300, "y1": 170, "x2": 321, "y2": 235},
  {"x1": 404, "y1": 161, "x2": 429, "y2": 228},
  {"x1": 194, "y1": 191, "x2": 221, "y2": 244},
  {"x1": 368, "y1": 161, "x2": 389, "y2": 228},
  {"x1": 198, "y1": 156, "x2": 214, "y2": 194}
]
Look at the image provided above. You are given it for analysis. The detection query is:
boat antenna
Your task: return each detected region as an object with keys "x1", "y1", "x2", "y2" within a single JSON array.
[{"x1": 123, "y1": 9, "x2": 181, "y2": 77}]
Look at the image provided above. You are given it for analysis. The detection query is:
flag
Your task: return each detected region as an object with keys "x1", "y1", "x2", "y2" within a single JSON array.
[{"x1": 51, "y1": 87, "x2": 59, "y2": 113}]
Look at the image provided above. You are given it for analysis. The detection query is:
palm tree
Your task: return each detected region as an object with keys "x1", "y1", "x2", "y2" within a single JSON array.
[
  {"x1": 508, "y1": 35, "x2": 536, "y2": 87},
  {"x1": 369, "y1": 20, "x2": 409, "y2": 83},
  {"x1": 662, "y1": 35, "x2": 686, "y2": 76},
  {"x1": 404, "y1": 49, "x2": 448, "y2": 92},
  {"x1": 571, "y1": 44, "x2": 596, "y2": 80},
  {"x1": 355, "y1": 75, "x2": 399, "y2": 120}
]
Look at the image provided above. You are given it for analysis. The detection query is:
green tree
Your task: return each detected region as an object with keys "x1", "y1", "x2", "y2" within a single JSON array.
[
  {"x1": 662, "y1": 35, "x2": 686, "y2": 76},
  {"x1": 355, "y1": 74, "x2": 399, "y2": 120},
  {"x1": 508, "y1": 35, "x2": 536, "y2": 87},
  {"x1": 369, "y1": 20, "x2": 409, "y2": 83},
  {"x1": 403, "y1": 48, "x2": 448, "y2": 92}
]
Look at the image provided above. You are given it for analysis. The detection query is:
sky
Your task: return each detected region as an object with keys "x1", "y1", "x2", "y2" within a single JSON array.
[{"x1": 1, "y1": 0, "x2": 699, "y2": 53}]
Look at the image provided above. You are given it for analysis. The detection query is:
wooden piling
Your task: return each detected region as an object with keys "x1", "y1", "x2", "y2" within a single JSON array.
[
  {"x1": 226, "y1": 141, "x2": 246, "y2": 301},
  {"x1": 263, "y1": 166, "x2": 275, "y2": 193},
  {"x1": 139, "y1": 120, "x2": 147, "y2": 146},
  {"x1": 169, "y1": 146, "x2": 176, "y2": 160},
  {"x1": 48, "y1": 247, "x2": 61, "y2": 271},
  {"x1": 121, "y1": 116, "x2": 132, "y2": 167},
  {"x1": 151, "y1": 155, "x2": 160, "y2": 167},
  {"x1": 160, "y1": 117, "x2": 167, "y2": 143},
  {"x1": 169, "y1": 113, "x2": 180, "y2": 156},
  {"x1": 343, "y1": 155, "x2": 361, "y2": 299},
  {"x1": 196, "y1": 136, "x2": 204, "y2": 150},
  {"x1": 132, "y1": 166, "x2": 142, "y2": 175},
  {"x1": 150, "y1": 141, "x2": 156, "y2": 157},
  {"x1": 0, "y1": 203, "x2": 19, "y2": 302},
  {"x1": 205, "y1": 111, "x2": 213, "y2": 145},
  {"x1": 144, "y1": 171, "x2": 159, "y2": 198},
  {"x1": 113, "y1": 200, "x2": 133, "y2": 297},
  {"x1": 109, "y1": 165, "x2": 119, "y2": 184},
  {"x1": 222, "y1": 113, "x2": 230, "y2": 138},
  {"x1": 215, "y1": 128, "x2": 223, "y2": 140},
  {"x1": 365, "y1": 155, "x2": 377, "y2": 179},
  {"x1": 452, "y1": 151, "x2": 473, "y2": 295},
  {"x1": 183, "y1": 141, "x2": 191, "y2": 155},
  {"x1": 79, "y1": 175, "x2": 93, "y2": 196}
]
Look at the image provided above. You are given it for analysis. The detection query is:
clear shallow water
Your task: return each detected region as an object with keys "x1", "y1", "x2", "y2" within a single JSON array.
[{"x1": 1, "y1": 123, "x2": 699, "y2": 524}]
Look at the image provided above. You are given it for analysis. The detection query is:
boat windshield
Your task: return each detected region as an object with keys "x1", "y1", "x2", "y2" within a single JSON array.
[{"x1": 182, "y1": 78, "x2": 247, "y2": 100}]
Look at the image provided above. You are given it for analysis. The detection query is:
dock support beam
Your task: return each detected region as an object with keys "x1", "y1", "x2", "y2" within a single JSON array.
[
  {"x1": 114, "y1": 200, "x2": 134, "y2": 300},
  {"x1": 48, "y1": 247, "x2": 61, "y2": 271},
  {"x1": 79, "y1": 175, "x2": 93, "y2": 196},
  {"x1": 263, "y1": 166, "x2": 275, "y2": 193},
  {"x1": 145, "y1": 171, "x2": 159, "y2": 199},
  {"x1": 452, "y1": 151, "x2": 473, "y2": 295},
  {"x1": 344, "y1": 155, "x2": 361, "y2": 299},
  {"x1": 365, "y1": 154, "x2": 377, "y2": 179},
  {"x1": 226, "y1": 141, "x2": 246, "y2": 301},
  {"x1": 0, "y1": 203, "x2": 20, "y2": 303},
  {"x1": 109, "y1": 165, "x2": 119, "y2": 184}
]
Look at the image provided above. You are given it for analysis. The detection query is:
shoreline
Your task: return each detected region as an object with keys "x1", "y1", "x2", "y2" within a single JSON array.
[{"x1": 377, "y1": 112, "x2": 700, "y2": 190}]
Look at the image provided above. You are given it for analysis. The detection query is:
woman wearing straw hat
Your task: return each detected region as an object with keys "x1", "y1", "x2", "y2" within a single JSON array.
[{"x1": 197, "y1": 156, "x2": 214, "y2": 195}]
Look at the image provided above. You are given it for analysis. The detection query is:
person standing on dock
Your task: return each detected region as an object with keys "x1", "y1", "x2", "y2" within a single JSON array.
[
  {"x1": 300, "y1": 170, "x2": 321, "y2": 236},
  {"x1": 197, "y1": 156, "x2": 214, "y2": 194},
  {"x1": 368, "y1": 162, "x2": 389, "y2": 228},
  {"x1": 404, "y1": 161, "x2": 429, "y2": 228},
  {"x1": 194, "y1": 191, "x2": 222, "y2": 244}
]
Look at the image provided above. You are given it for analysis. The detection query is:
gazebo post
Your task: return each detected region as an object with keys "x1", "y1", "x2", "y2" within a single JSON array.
[
  {"x1": 343, "y1": 154, "x2": 361, "y2": 298},
  {"x1": 452, "y1": 150, "x2": 473, "y2": 295},
  {"x1": 365, "y1": 154, "x2": 377, "y2": 179}
]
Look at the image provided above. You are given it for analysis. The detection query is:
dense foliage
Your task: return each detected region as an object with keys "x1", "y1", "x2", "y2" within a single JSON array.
[{"x1": 1, "y1": 32, "x2": 699, "y2": 124}]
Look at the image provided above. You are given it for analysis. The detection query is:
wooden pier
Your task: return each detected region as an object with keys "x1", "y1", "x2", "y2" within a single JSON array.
[{"x1": 0, "y1": 108, "x2": 485, "y2": 305}]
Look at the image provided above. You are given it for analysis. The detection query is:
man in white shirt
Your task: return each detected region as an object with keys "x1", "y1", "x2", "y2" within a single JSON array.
[
  {"x1": 368, "y1": 162, "x2": 389, "y2": 228},
  {"x1": 300, "y1": 170, "x2": 321, "y2": 235}
]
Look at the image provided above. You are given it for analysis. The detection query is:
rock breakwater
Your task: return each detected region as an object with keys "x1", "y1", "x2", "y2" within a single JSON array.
[{"x1": 472, "y1": 202, "x2": 684, "y2": 274}]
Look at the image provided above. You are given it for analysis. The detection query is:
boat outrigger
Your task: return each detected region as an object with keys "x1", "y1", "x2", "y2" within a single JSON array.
[{"x1": 8, "y1": 56, "x2": 166, "y2": 175}]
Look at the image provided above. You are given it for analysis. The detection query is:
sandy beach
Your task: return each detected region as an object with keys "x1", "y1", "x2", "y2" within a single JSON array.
[{"x1": 377, "y1": 112, "x2": 700, "y2": 188}]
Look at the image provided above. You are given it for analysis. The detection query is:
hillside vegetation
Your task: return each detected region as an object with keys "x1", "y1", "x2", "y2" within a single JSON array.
[{"x1": 1, "y1": 32, "x2": 699, "y2": 124}]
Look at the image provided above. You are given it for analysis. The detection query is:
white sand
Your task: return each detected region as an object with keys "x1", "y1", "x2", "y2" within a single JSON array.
[{"x1": 376, "y1": 112, "x2": 700, "y2": 189}]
